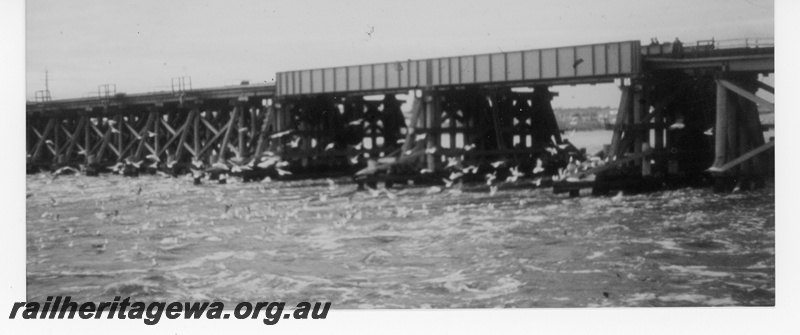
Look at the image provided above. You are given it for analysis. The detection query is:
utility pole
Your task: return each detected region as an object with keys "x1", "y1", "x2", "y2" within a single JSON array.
[{"x1": 34, "y1": 68, "x2": 52, "y2": 102}]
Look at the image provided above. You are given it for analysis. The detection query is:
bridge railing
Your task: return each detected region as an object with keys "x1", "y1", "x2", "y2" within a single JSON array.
[
  {"x1": 642, "y1": 38, "x2": 774, "y2": 57},
  {"x1": 712, "y1": 38, "x2": 774, "y2": 50}
]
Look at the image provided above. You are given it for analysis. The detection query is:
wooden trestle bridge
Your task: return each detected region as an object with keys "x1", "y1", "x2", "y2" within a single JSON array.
[{"x1": 26, "y1": 38, "x2": 774, "y2": 193}]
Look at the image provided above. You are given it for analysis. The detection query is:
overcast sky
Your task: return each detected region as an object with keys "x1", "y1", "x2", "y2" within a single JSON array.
[{"x1": 26, "y1": 0, "x2": 774, "y2": 107}]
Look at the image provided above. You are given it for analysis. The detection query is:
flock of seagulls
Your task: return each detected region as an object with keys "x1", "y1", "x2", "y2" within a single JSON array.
[
  {"x1": 44, "y1": 129, "x2": 615, "y2": 203},
  {"x1": 185, "y1": 151, "x2": 292, "y2": 185}
]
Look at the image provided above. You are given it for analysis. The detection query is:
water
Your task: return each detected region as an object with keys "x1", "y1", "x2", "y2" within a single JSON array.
[
  {"x1": 26, "y1": 173, "x2": 774, "y2": 307},
  {"x1": 563, "y1": 129, "x2": 613, "y2": 154}
]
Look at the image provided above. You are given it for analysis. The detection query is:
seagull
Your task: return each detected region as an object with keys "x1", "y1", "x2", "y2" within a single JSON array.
[
  {"x1": 209, "y1": 161, "x2": 229, "y2": 172},
  {"x1": 53, "y1": 166, "x2": 79, "y2": 176},
  {"x1": 449, "y1": 171, "x2": 464, "y2": 180},
  {"x1": 565, "y1": 157, "x2": 579, "y2": 175},
  {"x1": 425, "y1": 147, "x2": 437, "y2": 154},
  {"x1": 326, "y1": 178, "x2": 336, "y2": 190},
  {"x1": 425, "y1": 186, "x2": 442, "y2": 194},
  {"x1": 510, "y1": 166, "x2": 524, "y2": 178},
  {"x1": 485, "y1": 172, "x2": 497, "y2": 185},
  {"x1": 462, "y1": 165, "x2": 479, "y2": 174},
  {"x1": 489, "y1": 185, "x2": 498, "y2": 196},
  {"x1": 110, "y1": 162, "x2": 125, "y2": 173},
  {"x1": 443, "y1": 178, "x2": 454, "y2": 188},
  {"x1": 704, "y1": 127, "x2": 714, "y2": 136},
  {"x1": 354, "y1": 142, "x2": 363, "y2": 150},
  {"x1": 231, "y1": 165, "x2": 251, "y2": 173},
  {"x1": 325, "y1": 143, "x2": 335, "y2": 151},
  {"x1": 366, "y1": 187, "x2": 381, "y2": 198},
  {"x1": 126, "y1": 159, "x2": 143, "y2": 169},
  {"x1": 445, "y1": 157, "x2": 459, "y2": 169},
  {"x1": 420, "y1": 168, "x2": 433, "y2": 174},
  {"x1": 533, "y1": 159, "x2": 545, "y2": 174},
  {"x1": 276, "y1": 168, "x2": 292, "y2": 176},
  {"x1": 289, "y1": 137, "x2": 302, "y2": 148},
  {"x1": 415, "y1": 133, "x2": 427, "y2": 141},
  {"x1": 545, "y1": 147, "x2": 558, "y2": 155},
  {"x1": 669, "y1": 119, "x2": 685, "y2": 130},
  {"x1": 269, "y1": 130, "x2": 293, "y2": 139},
  {"x1": 348, "y1": 119, "x2": 364, "y2": 126},
  {"x1": 258, "y1": 157, "x2": 279, "y2": 168},
  {"x1": 506, "y1": 166, "x2": 524, "y2": 182},
  {"x1": 463, "y1": 143, "x2": 476, "y2": 151},
  {"x1": 490, "y1": 160, "x2": 505, "y2": 168}
]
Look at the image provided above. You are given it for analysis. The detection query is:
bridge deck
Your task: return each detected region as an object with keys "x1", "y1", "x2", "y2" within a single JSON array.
[
  {"x1": 276, "y1": 41, "x2": 642, "y2": 97},
  {"x1": 27, "y1": 83, "x2": 275, "y2": 113}
]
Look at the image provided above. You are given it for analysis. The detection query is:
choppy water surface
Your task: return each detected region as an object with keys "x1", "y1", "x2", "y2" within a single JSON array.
[{"x1": 26, "y1": 173, "x2": 774, "y2": 308}]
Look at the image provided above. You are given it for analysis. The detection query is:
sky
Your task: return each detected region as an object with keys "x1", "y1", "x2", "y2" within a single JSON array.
[{"x1": 26, "y1": 0, "x2": 774, "y2": 107}]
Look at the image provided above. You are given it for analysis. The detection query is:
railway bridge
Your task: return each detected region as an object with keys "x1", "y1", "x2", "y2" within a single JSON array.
[{"x1": 26, "y1": 38, "x2": 774, "y2": 193}]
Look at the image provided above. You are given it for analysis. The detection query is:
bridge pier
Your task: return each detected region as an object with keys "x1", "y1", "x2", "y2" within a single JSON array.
[
  {"x1": 26, "y1": 89, "x2": 277, "y2": 176},
  {"x1": 709, "y1": 73, "x2": 772, "y2": 192}
]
